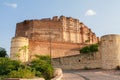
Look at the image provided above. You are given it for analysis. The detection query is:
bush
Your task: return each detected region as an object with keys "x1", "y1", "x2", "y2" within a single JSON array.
[
  {"x1": 80, "y1": 44, "x2": 98, "y2": 54},
  {"x1": 89, "y1": 44, "x2": 98, "y2": 52},
  {"x1": 0, "y1": 58, "x2": 21, "y2": 75},
  {"x1": 8, "y1": 68, "x2": 35, "y2": 78},
  {"x1": 30, "y1": 55, "x2": 54, "y2": 80},
  {"x1": 0, "y1": 56, "x2": 54, "y2": 80}
]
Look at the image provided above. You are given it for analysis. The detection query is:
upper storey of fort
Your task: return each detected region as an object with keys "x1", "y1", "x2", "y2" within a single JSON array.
[{"x1": 15, "y1": 16, "x2": 98, "y2": 44}]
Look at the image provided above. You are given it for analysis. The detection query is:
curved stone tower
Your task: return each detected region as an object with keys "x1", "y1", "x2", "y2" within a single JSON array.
[
  {"x1": 10, "y1": 37, "x2": 29, "y2": 62},
  {"x1": 100, "y1": 34, "x2": 120, "y2": 69}
]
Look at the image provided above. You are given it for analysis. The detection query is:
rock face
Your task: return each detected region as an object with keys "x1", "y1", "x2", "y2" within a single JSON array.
[
  {"x1": 10, "y1": 16, "x2": 98, "y2": 61},
  {"x1": 100, "y1": 34, "x2": 120, "y2": 69}
]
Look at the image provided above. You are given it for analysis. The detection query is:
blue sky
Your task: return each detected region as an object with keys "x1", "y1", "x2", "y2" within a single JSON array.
[{"x1": 0, "y1": 0, "x2": 120, "y2": 55}]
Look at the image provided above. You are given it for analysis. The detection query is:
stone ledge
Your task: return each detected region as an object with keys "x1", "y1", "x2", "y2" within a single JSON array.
[
  {"x1": 51, "y1": 68, "x2": 63, "y2": 80},
  {"x1": 5, "y1": 78, "x2": 45, "y2": 80}
]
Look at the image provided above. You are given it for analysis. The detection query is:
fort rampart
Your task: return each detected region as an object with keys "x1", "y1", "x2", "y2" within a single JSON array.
[{"x1": 10, "y1": 16, "x2": 120, "y2": 69}]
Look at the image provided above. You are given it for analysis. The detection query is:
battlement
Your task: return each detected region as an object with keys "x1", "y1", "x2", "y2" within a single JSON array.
[{"x1": 18, "y1": 15, "x2": 80, "y2": 24}]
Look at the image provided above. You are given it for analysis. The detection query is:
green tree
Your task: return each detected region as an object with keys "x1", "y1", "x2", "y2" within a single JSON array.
[{"x1": 0, "y1": 47, "x2": 7, "y2": 57}]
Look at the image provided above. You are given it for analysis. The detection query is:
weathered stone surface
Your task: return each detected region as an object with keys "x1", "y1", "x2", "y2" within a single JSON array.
[
  {"x1": 10, "y1": 16, "x2": 98, "y2": 63},
  {"x1": 100, "y1": 34, "x2": 120, "y2": 69},
  {"x1": 10, "y1": 16, "x2": 98, "y2": 60},
  {"x1": 5, "y1": 78, "x2": 45, "y2": 80},
  {"x1": 52, "y1": 52, "x2": 101, "y2": 69}
]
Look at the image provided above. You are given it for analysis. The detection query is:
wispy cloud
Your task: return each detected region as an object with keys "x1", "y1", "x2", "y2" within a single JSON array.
[
  {"x1": 4, "y1": 2, "x2": 18, "y2": 8},
  {"x1": 85, "y1": 9, "x2": 96, "y2": 16}
]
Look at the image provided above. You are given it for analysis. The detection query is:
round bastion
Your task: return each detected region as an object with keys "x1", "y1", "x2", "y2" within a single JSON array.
[
  {"x1": 10, "y1": 37, "x2": 29, "y2": 62},
  {"x1": 100, "y1": 34, "x2": 120, "y2": 69}
]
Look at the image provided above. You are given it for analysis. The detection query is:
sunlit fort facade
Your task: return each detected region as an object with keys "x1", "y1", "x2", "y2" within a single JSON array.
[{"x1": 10, "y1": 16, "x2": 99, "y2": 62}]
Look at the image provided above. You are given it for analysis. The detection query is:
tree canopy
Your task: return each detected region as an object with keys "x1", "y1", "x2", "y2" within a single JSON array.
[{"x1": 0, "y1": 47, "x2": 7, "y2": 57}]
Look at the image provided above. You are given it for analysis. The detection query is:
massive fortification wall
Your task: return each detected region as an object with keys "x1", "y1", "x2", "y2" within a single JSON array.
[
  {"x1": 10, "y1": 37, "x2": 29, "y2": 62},
  {"x1": 100, "y1": 34, "x2": 120, "y2": 69},
  {"x1": 11, "y1": 16, "x2": 98, "y2": 61},
  {"x1": 29, "y1": 40, "x2": 83, "y2": 58},
  {"x1": 15, "y1": 16, "x2": 98, "y2": 44},
  {"x1": 10, "y1": 15, "x2": 120, "y2": 69},
  {"x1": 52, "y1": 52, "x2": 101, "y2": 69}
]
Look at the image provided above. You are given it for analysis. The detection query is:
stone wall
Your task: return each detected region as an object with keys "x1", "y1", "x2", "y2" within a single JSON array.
[
  {"x1": 10, "y1": 37, "x2": 29, "y2": 62},
  {"x1": 15, "y1": 16, "x2": 98, "y2": 44},
  {"x1": 52, "y1": 52, "x2": 101, "y2": 70},
  {"x1": 29, "y1": 40, "x2": 82, "y2": 59},
  {"x1": 11, "y1": 16, "x2": 99, "y2": 61},
  {"x1": 100, "y1": 34, "x2": 120, "y2": 69}
]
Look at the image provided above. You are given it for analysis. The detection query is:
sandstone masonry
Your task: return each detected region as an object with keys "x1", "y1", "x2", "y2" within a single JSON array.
[
  {"x1": 10, "y1": 16, "x2": 98, "y2": 62},
  {"x1": 11, "y1": 16, "x2": 120, "y2": 69}
]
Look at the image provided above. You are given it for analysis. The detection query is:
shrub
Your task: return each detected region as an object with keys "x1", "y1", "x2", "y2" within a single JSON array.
[
  {"x1": 30, "y1": 55, "x2": 54, "y2": 80},
  {"x1": 0, "y1": 56, "x2": 54, "y2": 80},
  {"x1": 80, "y1": 44, "x2": 98, "y2": 54},
  {"x1": 8, "y1": 68, "x2": 35, "y2": 78},
  {"x1": 0, "y1": 58, "x2": 21, "y2": 75},
  {"x1": 89, "y1": 44, "x2": 98, "y2": 53}
]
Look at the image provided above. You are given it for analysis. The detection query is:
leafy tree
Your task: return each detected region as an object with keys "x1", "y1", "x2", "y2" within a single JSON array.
[{"x1": 0, "y1": 47, "x2": 7, "y2": 57}]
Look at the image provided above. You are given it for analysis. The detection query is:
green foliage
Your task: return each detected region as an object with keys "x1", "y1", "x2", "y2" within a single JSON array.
[
  {"x1": 0, "y1": 47, "x2": 7, "y2": 57},
  {"x1": 0, "y1": 58, "x2": 21, "y2": 75},
  {"x1": 8, "y1": 68, "x2": 35, "y2": 78},
  {"x1": 80, "y1": 46, "x2": 90, "y2": 54},
  {"x1": 0, "y1": 55, "x2": 54, "y2": 80},
  {"x1": 80, "y1": 44, "x2": 98, "y2": 54},
  {"x1": 30, "y1": 55, "x2": 53, "y2": 80},
  {"x1": 89, "y1": 44, "x2": 98, "y2": 52}
]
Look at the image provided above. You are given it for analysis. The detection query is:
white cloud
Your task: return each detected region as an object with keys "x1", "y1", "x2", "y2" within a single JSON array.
[
  {"x1": 4, "y1": 2, "x2": 18, "y2": 8},
  {"x1": 85, "y1": 9, "x2": 96, "y2": 16}
]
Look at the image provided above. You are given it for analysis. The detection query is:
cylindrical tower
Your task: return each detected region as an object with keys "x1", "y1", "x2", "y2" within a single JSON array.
[
  {"x1": 10, "y1": 37, "x2": 29, "y2": 62},
  {"x1": 100, "y1": 34, "x2": 120, "y2": 69}
]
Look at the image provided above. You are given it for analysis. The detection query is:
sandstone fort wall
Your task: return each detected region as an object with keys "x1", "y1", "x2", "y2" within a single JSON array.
[
  {"x1": 11, "y1": 16, "x2": 98, "y2": 59},
  {"x1": 10, "y1": 37, "x2": 29, "y2": 62},
  {"x1": 52, "y1": 52, "x2": 101, "y2": 69},
  {"x1": 10, "y1": 16, "x2": 120, "y2": 69},
  {"x1": 29, "y1": 40, "x2": 83, "y2": 59},
  {"x1": 100, "y1": 34, "x2": 120, "y2": 69}
]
